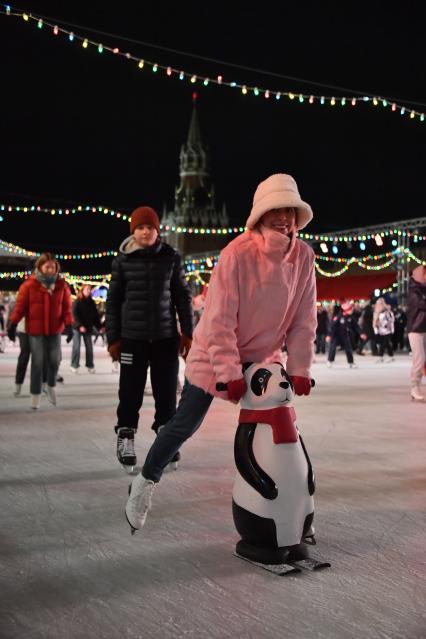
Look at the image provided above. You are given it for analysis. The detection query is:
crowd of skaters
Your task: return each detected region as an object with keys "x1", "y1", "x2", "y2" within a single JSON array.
[
  {"x1": 315, "y1": 298, "x2": 408, "y2": 365},
  {"x1": 315, "y1": 266, "x2": 426, "y2": 401}
]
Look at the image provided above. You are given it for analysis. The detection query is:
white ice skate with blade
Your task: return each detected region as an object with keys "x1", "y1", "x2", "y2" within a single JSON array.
[
  {"x1": 410, "y1": 385, "x2": 424, "y2": 402},
  {"x1": 125, "y1": 474, "x2": 156, "y2": 534}
]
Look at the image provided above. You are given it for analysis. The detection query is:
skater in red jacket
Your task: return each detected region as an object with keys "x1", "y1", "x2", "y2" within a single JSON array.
[{"x1": 8, "y1": 253, "x2": 73, "y2": 409}]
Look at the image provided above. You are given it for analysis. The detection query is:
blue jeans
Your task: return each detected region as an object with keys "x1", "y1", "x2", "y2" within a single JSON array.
[
  {"x1": 142, "y1": 380, "x2": 214, "y2": 482},
  {"x1": 71, "y1": 330, "x2": 94, "y2": 369},
  {"x1": 28, "y1": 335, "x2": 61, "y2": 394}
]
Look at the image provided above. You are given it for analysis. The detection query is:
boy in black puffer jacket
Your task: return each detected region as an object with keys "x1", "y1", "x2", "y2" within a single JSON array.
[{"x1": 106, "y1": 206, "x2": 193, "y2": 472}]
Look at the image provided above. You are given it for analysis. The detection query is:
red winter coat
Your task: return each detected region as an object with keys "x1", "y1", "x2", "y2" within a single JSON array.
[{"x1": 10, "y1": 274, "x2": 72, "y2": 336}]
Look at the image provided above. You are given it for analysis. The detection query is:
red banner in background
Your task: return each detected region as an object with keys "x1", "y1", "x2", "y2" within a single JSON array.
[{"x1": 316, "y1": 273, "x2": 396, "y2": 301}]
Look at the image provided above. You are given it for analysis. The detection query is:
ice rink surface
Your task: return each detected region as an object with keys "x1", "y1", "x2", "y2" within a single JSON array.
[{"x1": 0, "y1": 342, "x2": 425, "y2": 639}]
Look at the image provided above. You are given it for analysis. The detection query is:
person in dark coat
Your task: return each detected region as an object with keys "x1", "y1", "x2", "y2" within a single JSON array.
[
  {"x1": 315, "y1": 304, "x2": 329, "y2": 354},
  {"x1": 106, "y1": 206, "x2": 193, "y2": 471},
  {"x1": 392, "y1": 305, "x2": 407, "y2": 352},
  {"x1": 70, "y1": 284, "x2": 101, "y2": 373},
  {"x1": 406, "y1": 265, "x2": 426, "y2": 401},
  {"x1": 327, "y1": 301, "x2": 359, "y2": 367},
  {"x1": 357, "y1": 302, "x2": 378, "y2": 356}
]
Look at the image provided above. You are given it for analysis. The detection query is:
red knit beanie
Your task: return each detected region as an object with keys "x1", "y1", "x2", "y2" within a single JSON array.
[{"x1": 129, "y1": 206, "x2": 160, "y2": 235}]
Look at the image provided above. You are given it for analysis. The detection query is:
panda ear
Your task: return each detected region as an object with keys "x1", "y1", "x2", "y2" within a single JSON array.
[{"x1": 242, "y1": 362, "x2": 253, "y2": 373}]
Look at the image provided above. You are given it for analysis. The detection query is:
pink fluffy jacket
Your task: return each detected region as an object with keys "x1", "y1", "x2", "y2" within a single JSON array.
[{"x1": 185, "y1": 226, "x2": 317, "y2": 399}]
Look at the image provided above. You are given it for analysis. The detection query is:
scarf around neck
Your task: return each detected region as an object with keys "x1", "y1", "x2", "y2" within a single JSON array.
[{"x1": 35, "y1": 268, "x2": 58, "y2": 292}]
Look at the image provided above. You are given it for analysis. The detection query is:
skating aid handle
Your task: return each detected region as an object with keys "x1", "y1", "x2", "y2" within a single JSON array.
[{"x1": 216, "y1": 379, "x2": 315, "y2": 391}]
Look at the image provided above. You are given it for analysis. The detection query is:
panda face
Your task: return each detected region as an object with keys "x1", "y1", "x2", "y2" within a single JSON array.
[{"x1": 240, "y1": 362, "x2": 294, "y2": 410}]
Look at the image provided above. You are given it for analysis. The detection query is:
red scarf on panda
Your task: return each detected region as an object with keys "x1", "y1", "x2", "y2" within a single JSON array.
[{"x1": 238, "y1": 406, "x2": 298, "y2": 444}]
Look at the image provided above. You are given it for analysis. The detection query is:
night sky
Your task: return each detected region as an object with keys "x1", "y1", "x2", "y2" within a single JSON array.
[{"x1": 1, "y1": 1, "x2": 425, "y2": 257}]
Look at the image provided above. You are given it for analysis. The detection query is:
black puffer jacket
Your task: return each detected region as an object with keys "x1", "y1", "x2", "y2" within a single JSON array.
[
  {"x1": 72, "y1": 297, "x2": 101, "y2": 332},
  {"x1": 407, "y1": 275, "x2": 426, "y2": 333},
  {"x1": 105, "y1": 236, "x2": 193, "y2": 344}
]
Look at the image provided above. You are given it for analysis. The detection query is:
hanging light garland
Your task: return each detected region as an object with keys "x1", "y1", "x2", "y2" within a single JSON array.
[
  {"x1": 0, "y1": 203, "x2": 129, "y2": 221},
  {"x1": 0, "y1": 204, "x2": 246, "y2": 236},
  {"x1": 2, "y1": 6, "x2": 424, "y2": 123},
  {"x1": 3, "y1": 203, "x2": 426, "y2": 247}
]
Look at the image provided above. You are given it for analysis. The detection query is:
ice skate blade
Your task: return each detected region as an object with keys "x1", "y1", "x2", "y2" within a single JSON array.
[
  {"x1": 125, "y1": 512, "x2": 138, "y2": 535},
  {"x1": 233, "y1": 552, "x2": 300, "y2": 576},
  {"x1": 120, "y1": 464, "x2": 138, "y2": 475}
]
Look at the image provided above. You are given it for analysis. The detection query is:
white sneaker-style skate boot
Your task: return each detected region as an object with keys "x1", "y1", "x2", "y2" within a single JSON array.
[
  {"x1": 116, "y1": 427, "x2": 137, "y2": 473},
  {"x1": 125, "y1": 473, "x2": 156, "y2": 534},
  {"x1": 47, "y1": 386, "x2": 56, "y2": 405},
  {"x1": 14, "y1": 384, "x2": 22, "y2": 396},
  {"x1": 410, "y1": 385, "x2": 424, "y2": 402},
  {"x1": 31, "y1": 394, "x2": 41, "y2": 410}
]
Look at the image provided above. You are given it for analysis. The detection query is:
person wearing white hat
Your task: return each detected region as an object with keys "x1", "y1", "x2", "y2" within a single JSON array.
[{"x1": 124, "y1": 173, "x2": 318, "y2": 534}]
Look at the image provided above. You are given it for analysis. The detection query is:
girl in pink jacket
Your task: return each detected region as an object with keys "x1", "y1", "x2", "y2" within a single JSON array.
[{"x1": 125, "y1": 174, "x2": 318, "y2": 533}]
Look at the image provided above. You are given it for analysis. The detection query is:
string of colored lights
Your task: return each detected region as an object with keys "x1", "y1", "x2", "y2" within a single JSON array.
[
  {"x1": 2, "y1": 234, "x2": 424, "y2": 270},
  {"x1": 0, "y1": 270, "x2": 111, "y2": 284},
  {"x1": 0, "y1": 204, "x2": 246, "y2": 236},
  {"x1": 3, "y1": 204, "x2": 426, "y2": 252},
  {"x1": 2, "y1": 6, "x2": 424, "y2": 122},
  {"x1": 0, "y1": 204, "x2": 129, "y2": 221}
]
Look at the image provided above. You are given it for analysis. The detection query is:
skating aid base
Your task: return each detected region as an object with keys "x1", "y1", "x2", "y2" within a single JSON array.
[
  {"x1": 234, "y1": 552, "x2": 300, "y2": 575},
  {"x1": 288, "y1": 557, "x2": 331, "y2": 571}
]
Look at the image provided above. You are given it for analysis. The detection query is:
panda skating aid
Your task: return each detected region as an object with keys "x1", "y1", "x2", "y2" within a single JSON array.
[{"x1": 218, "y1": 362, "x2": 330, "y2": 575}]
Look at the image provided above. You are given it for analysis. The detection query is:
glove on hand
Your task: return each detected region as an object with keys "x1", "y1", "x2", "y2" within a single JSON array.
[
  {"x1": 290, "y1": 376, "x2": 312, "y2": 396},
  {"x1": 7, "y1": 323, "x2": 17, "y2": 342},
  {"x1": 227, "y1": 378, "x2": 247, "y2": 403},
  {"x1": 65, "y1": 325, "x2": 73, "y2": 343},
  {"x1": 108, "y1": 340, "x2": 121, "y2": 362},
  {"x1": 179, "y1": 334, "x2": 192, "y2": 360}
]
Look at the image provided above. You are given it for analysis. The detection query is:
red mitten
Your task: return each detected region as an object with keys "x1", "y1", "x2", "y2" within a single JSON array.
[
  {"x1": 227, "y1": 378, "x2": 247, "y2": 403},
  {"x1": 291, "y1": 376, "x2": 312, "y2": 396}
]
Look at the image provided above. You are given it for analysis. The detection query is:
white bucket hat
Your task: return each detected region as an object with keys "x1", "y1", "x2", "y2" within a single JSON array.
[{"x1": 246, "y1": 173, "x2": 313, "y2": 230}]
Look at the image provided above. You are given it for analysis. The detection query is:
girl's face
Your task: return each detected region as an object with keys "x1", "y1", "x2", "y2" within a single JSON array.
[
  {"x1": 40, "y1": 260, "x2": 57, "y2": 276},
  {"x1": 82, "y1": 285, "x2": 91, "y2": 298},
  {"x1": 133, "y1": 224, "x2": 158, "y2": 247},
  {"x1": 261, "y1": 207, "x2": 297, "y2": 235}
]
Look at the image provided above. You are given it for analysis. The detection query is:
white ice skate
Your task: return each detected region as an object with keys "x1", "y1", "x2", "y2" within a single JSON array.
[
  {"x1": 14, "y1": 384, "x2": 22, "y2": 396},
  {"x1": 125, "y1": 473, "x2": 156, "y2": 534},
  {"x1": 31, "y1": 394, "x2": 41, "y2": 410},
  {"x1": 47, "y1": 386, "x2": 56, "y2": 405},
  {"x1": 116, "y1": 427, "x2": 137, "y2": 474},
  {"x1": 410, "y1": 386, "x2": 424, "y2": 402}
]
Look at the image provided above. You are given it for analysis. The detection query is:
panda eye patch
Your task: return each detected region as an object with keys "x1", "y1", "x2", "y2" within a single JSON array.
[{"x1": 251, "y1": 368, "x2": 273, "y2": 396}]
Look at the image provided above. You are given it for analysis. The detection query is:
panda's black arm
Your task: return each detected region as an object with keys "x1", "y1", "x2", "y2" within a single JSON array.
[{"x1": 234, "y1": 423, "x2": 278, "y2": 500}]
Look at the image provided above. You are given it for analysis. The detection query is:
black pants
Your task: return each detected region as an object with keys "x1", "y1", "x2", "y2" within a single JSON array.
[
  {"x1": 328, "y1": 334, "x2": 354, "y2": 364},
  {"x1": 377, "y1": 334, "x2": 394, "y2": 358},
  {"x1": 115, "y1": 337, "x2": 180, "y2": 432},
  {"x1": 15, "y1": 332, "x2": 31, "y2": 384}
]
